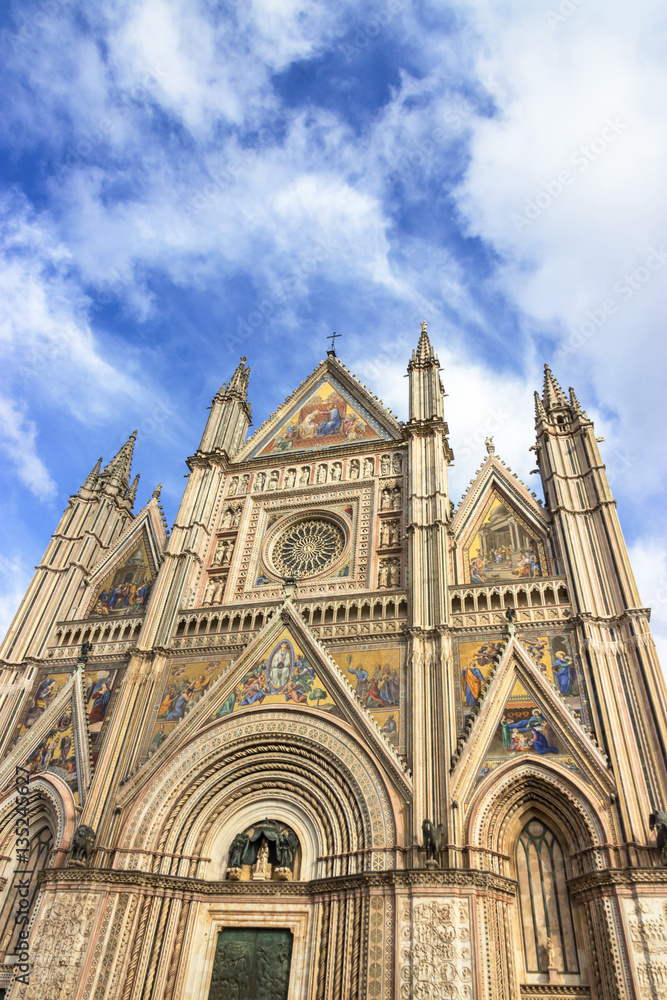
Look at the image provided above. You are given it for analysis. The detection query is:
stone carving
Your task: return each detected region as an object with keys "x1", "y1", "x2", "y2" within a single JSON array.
[
  {"x1": 380, "y1": 520, "x2": 400, "y2": 547},
  {"x1": 422, "y1": 819, "x2": 442, "y2": 868},
  {"x1": 649, "y1": 811, "x2": 667, "y2": 866},
  {"x1": 349, "y1": 459, "x2": 360, "y2": 479},
  {"x1": 299, "y1": 466, "x2": 310, "y2": 485},
  {"x1": 363, "y1": 457, "x2": 374, "y2": 478},
  {"x1": 221, "y1": 508, "x2": 234, "y2": 529},
  {"x1": 624, "y1": 897, "x2": 667, "y2": 1000},
  {"x1": 399, "y1": 897, "x2": 473, "y2": 1000},
  {"x1": 380, "y1": 454, "x2": 391, "y2": 475},
  {"x1": 388, "y1": 558, "x2": 400, "y2": 587},
  {"x1": 505, "y1": 605, "x2": 517, "y2": 635},
  {"x1": 392, "y1": 453, "x2": 402, "y2": 474},
  {"x1": 228, "y1": 477, "x2": 238, "y2": 496},
  {"x1": 378, "y1": 560, "x2": 389, "y2": 589},
  {"x1": 254, "y1": 471, "x2": 266, "y2": 492},
  {"x1": 69, "y1": 825, "x2": 96, "y2": 866},
  {"x1": 240, "y1": 474, "x2": 250, "y2": 493},
  {"x1": 330, "y1": 462, "x2": 342, "y2": 481},
  {"x1": 485, "y1": 435, "x2": 495, "y2": 455},
  {"x1": 267, "y1": 470, "x2": 279, "y2": 490},
  {"x1": 252, "y1": 840, "x2": 271, "y2": 880},
  {"x1": 316, "y1": 464, "x2": 327, "y2": 484},
  {"x1": 285, "y1": 468, "x2": 296, "y2": 488},
  {"x1": 228, "y1": 832, "x2": 248, "y2": 870},
  {"x1": 272, "y1": 518, "x2": 344, "y2": 578},
  {"x1": 277, "y1": 829, "x2": 299, "y2": 870},
  {"x1": 203, "y1": 580, "x2": 217, "y2": 606},
  {"x1": 19, "y1": 892, "x2": 98, "y2": 1000},
  {"x1": 546, "y1": 935, "x2": 556, "y2": 968},
  {"x1": 381, "y1": 486, "x2": 401, "y2": 510}
]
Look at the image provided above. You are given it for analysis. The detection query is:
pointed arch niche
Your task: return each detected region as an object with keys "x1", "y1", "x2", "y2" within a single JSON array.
[{"x1": 466, "y1": 759, "x2": 616, "y2": 991}]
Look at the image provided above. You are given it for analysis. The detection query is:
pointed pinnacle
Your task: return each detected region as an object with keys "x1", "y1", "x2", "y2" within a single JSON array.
[
  {"x1": 227, "y1": 356, "x2": 250, "y2": 398},
  {"x1": 534, "y1": 390, "x2": 548, "y2": 424},
  {"x1": 152, "y1": 482, "x2": 162, "y2": 500},
  {"x1": 81, "y1": 456, "x2": 103, "y2": 491},
  {"x1": 126, "y1": 473, "x2": 140, "y2": 504},
  {"x1": 568, "y1": 386, "x2": 586, "y2": 417},
  {"x1": 415, "y1": 320, "x2": 435, "y2": 363},
  {"x1": 542, "y1": 364, "x2": 569, "y2": 411},
  {"x1": 101, "y1": 430, "x2": 137, "y2": 489}
]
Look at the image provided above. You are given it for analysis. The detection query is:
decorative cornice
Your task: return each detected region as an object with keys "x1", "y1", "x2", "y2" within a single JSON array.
[
  {"x1": 39, "y1": 865, "x2": 517, "y2": 899},
  {"x1": 567, "y1": 866, "x2": 667, "y2": 898}
]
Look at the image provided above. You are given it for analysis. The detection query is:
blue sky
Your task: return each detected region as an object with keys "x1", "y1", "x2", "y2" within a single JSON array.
[{"x1": 1, "y1": 0, "x2": 666, "y2": 660}]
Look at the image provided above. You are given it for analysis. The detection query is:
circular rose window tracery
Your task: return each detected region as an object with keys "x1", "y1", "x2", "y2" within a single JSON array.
[{"x1": 271, "y1": 518, "x2": 345, "y2": 578}]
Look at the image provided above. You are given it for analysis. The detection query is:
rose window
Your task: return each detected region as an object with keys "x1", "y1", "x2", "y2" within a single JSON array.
[{"x1": 271, "y1": 519, "x2": 345, "y2": 578}]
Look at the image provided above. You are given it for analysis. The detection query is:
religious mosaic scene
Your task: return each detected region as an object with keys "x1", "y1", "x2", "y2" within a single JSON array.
[{"x1": 0, "y1": 330, "x2": 665, "y2": 1000}]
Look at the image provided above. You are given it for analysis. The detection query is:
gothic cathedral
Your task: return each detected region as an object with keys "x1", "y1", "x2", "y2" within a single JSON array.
[{"x1": 0, "y1": 326, "x2": 666, "y2": 1000}]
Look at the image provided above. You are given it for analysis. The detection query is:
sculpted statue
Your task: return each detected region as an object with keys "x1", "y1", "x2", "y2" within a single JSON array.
[
  {"x1": 267, "y1": 471, "x2": 279, "y2": 490},
  {"x1": 546, "y1": 936, "x2": 556, "y2": 968},
  {"x1": 422, "y1": 819, "x2": 442, "y2": 865},
  {"x1": 649, "y1": 811, "x2": 667, "y2": 865},
  {"x1": 299, "y1": 467, "x2": 310, "y2": 485},
  {"x1": 380, "y1": 455, "x2": 391, "y2": 475},
  {"x1": 330, "y1": 462, "x2": 342, "y2": 481},
  {"x1": 277, "y1": 830, "x2": 299, "y2": 870},
  {"x1": 228, "y1": 832, "x2": 248, "y2": 870},
  {"x1": 363, "y1": 457, "x2": 374, "y2": 478},
  {"x1": 240, "y1": 474, "x2": 250, "y2": 493},
  {"x1": 316, "y1": 465, "x2": 327, "y2": 484},
  {"x1": 392, "y1": 454, "x2": 402, "y2": 474},
  {"x1": 254, "y1": 472, "x2": 266, "y2": 491},
  {"x1": 228, "y1": 477, "x2": 238, "y2": 496},
  {"x1": 252, "y1": 840, "x2": 271, "y2": 880},
  {"x1": 70, "y1": 825, "x2": 96, "y2": 866},
  {"x1": 485, "y1": 436, "x2": 496, "y2": 455},
  {"x1": 285, "y1": 468, "x2": 296, "y2": 488},
  {"x1": 349, "y1": 459, "x2": 360, "y2": 479}
]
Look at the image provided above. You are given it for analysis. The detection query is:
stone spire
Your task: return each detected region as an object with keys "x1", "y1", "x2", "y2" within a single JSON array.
[
  {"x1": 568, "y1": 385, "x2": 587, "y2": 418},
  {"x1": 542, "y1": 364, "x2": 569, "y2": 412},
  {"x1": 411, "y1": 321, "x2": 437, "y2": 366},
  {"x1": 79, "y1": 456, "x2": 103, "y2": 494},
  {"x1": 225, "y1": 356, "x2": 250, "y2": 399},
  {"x1": 198, "y1": 357, "x2": 252, "y2": 459},
  {"x1": 126, "y1": 473, "x2": 140, "y2": 506},
  {"x1": 100, "y1": 431, "x2": 137, "y2": 492},
  {"x1": 534, "y1": 390, "x2": 548, "y2": 425},
  {"x1": 152, "y1": 482, "x2": 162, "y2": 501}
]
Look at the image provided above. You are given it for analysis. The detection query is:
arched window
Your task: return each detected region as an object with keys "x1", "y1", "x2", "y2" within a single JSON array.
[{"x1": 516, "y1": 818, "x2": 579, "y2": 975}]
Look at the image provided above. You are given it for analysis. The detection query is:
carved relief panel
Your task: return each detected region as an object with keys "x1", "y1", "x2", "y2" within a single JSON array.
[{"x1": 399, "y1": 896, "x2": 475, "y2": 999}]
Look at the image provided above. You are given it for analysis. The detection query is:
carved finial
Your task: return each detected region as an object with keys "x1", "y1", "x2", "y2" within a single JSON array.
[
  {"x1": 152, "y1": 482, "x2": 162, "y2": 500},
  {"x1": 485, "y1": 436, "x2": 495, "y2": 455},
  {"x1": 420, "y1": 320, "x2": 427, "y2": 334}
]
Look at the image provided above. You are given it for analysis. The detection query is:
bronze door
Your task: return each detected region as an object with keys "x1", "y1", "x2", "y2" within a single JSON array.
[{"x1": 208, "y1": 927, "x2": 293, "y2": 1000}]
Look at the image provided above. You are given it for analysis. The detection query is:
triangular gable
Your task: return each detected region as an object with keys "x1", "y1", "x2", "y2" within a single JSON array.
[
  {"x1": 119, "y1": 600, "x2": 411, "y2": 801},
  {"x1": 83, "y1": 501, "x2": 166, "y2": 618},
  {"x1": 235, "y1": 358, "x2": 402, "y2": 463},
  {"x1": 452, "y1": 455, "x2": 551, "y2": 584},
  {"x1": 0, "y1": 666, "x2": 93, "y2": 805},
  {"x1": 452, "y1": 637, "x2": 613, "y2": 807}
]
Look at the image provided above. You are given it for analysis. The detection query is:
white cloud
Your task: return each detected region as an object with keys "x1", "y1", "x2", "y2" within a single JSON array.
[
  {"x1": 628, "y1": 537, "x2": 667, "y2": 677},
  {"x1": 0, "y1": 398, "x2": 56, "y2": 500}
]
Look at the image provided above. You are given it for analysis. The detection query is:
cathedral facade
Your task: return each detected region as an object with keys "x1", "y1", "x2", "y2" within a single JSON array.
[{"x1": 0, "y1": 325, "x2": 666, "y2": 1000}]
